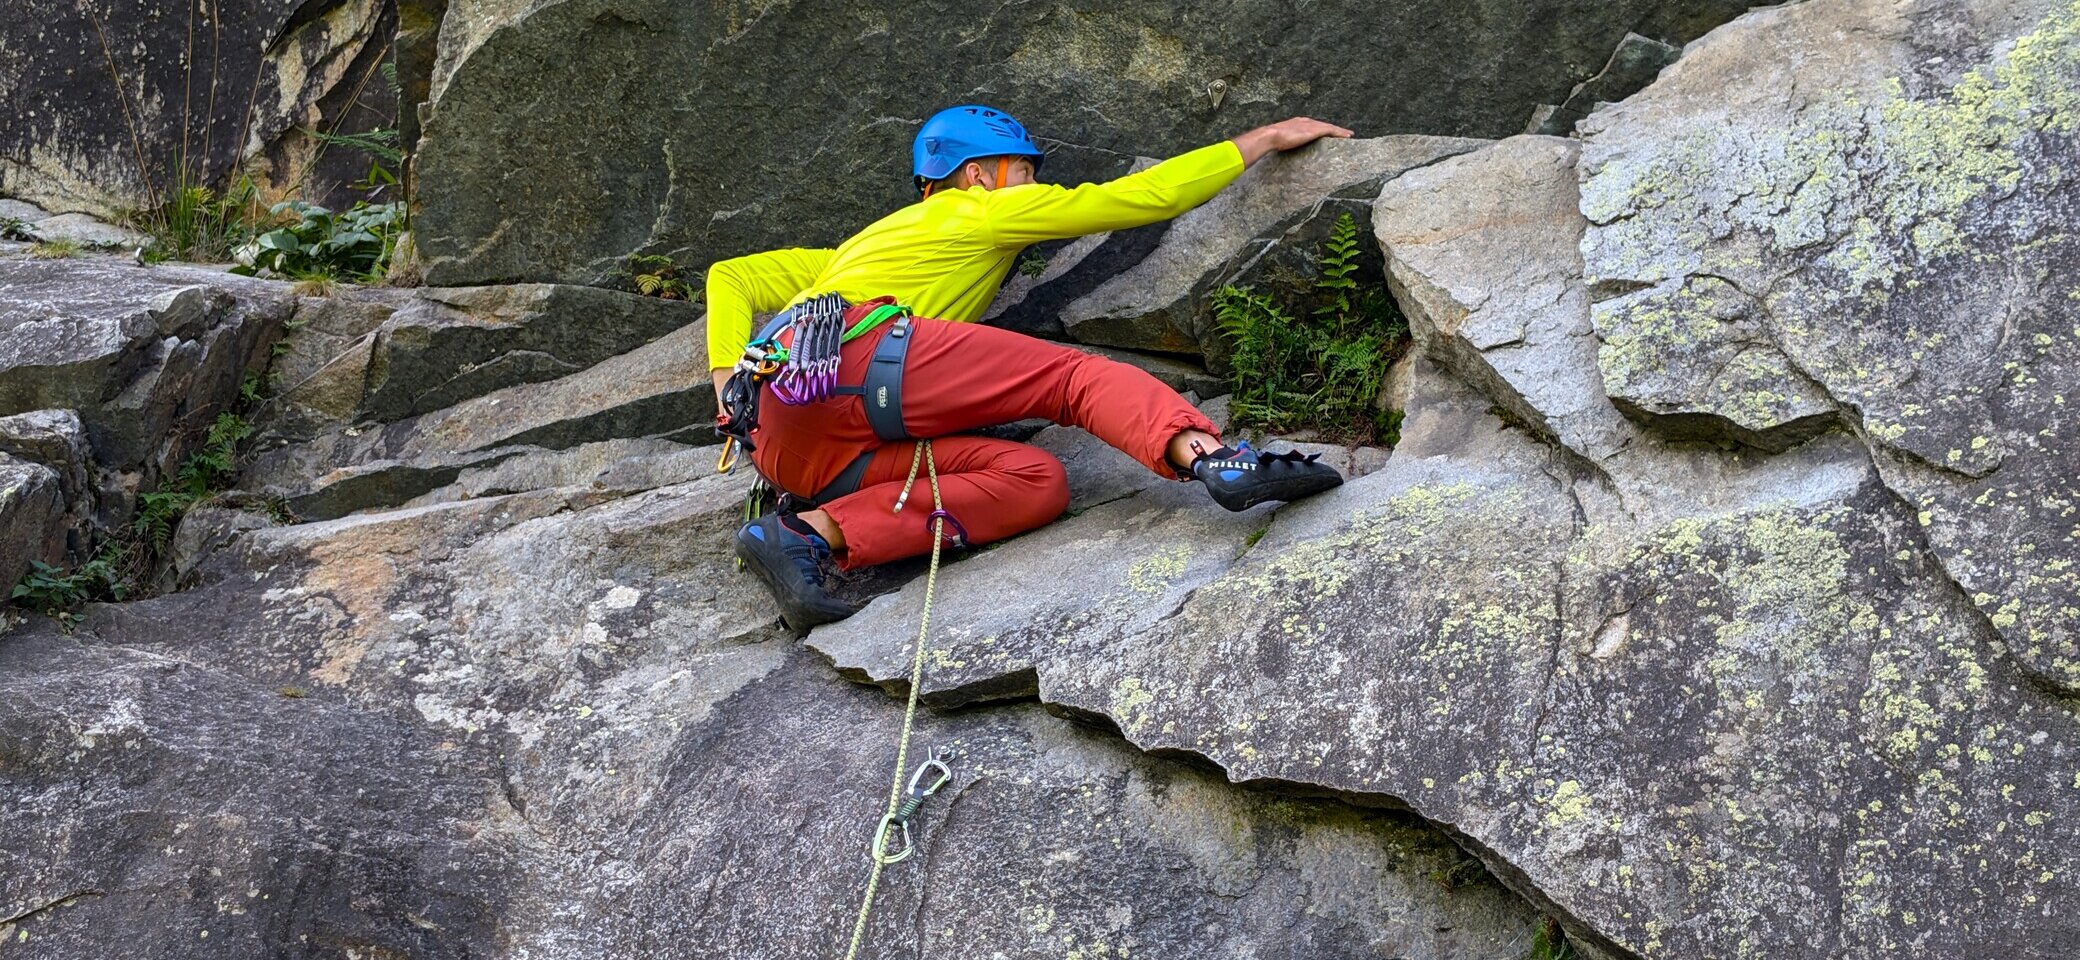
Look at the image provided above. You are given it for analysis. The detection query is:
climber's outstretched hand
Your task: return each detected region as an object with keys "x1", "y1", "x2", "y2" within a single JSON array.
[{"x1": 1232, "y1": 117, "x2": 1355, "y2": 167}]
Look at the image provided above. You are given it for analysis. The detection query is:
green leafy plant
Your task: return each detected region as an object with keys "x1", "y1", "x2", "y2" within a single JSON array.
[
  {"x1": 129, "y1": 412, "x2": 252, "y2": 558},
  {"x1": 232, "y1": 200, "x2": 403, "y2": 281},
  {"x1": 622, "y1": 254, "x2": 697, "y2": 300},
  {"x1": 1524, "y1": 917, "x2": 1578, "y2": 960},
  {"x1": 1017, "y1": 251, "x2": 1050, "y2": 278},
  {"x1": 9, "y1": 411, "x2": 251, "y2": 621},
  {"x1": 10, "y1": 557, "x2": 123, "y2": 627},
  {"x1": 0, "y1": 215, "x2": 34, "y2": 241},
  {"x1": 1213, "y1": 212, "x2": 1410, "y2": 444}
]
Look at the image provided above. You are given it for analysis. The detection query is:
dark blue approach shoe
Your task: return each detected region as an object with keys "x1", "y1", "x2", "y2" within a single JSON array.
[
  {"x1": 734, "y1": 514, "x2": 856, "y2": 630},
  {"x1": 1191, "y1": 441, "x2": 1345, "y2": 512}
]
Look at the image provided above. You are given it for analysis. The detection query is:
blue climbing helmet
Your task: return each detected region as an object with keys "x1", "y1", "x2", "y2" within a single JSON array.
[{"x1": 912, "y1": 104, "x2": 1045, "y2": 193}]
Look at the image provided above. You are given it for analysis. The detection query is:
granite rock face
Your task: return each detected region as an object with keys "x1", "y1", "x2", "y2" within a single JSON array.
[
  {"x1": 0, "y1": 259, "x2": 292, "y2": 474},
  {"x1": 0, "y1": 0, "x2": 396, "y2": 219},
  {"x1": 1, "y1": 461, "x2": 1541, "y2": 959},
  {"x1": 256, "y1": 282, "x2": 701, "y2": 442},
  {"x1": 1577, "y1": 0, "x2": 2080, "y2": 693},
  {"x1": 9, "y1": 2, "x2": 2080, "y2": 958},
  {"x1": 359, "y1": 284, "x2": 699, "y2": 421},
  {"x1": 410, "y1": 0, "x2": 1755, "y2": 286},
  {"x1": 0, "y1": 410, "x2": 98, "y2": 585},
  {"x1": 244, "y1": 318, "x2": 719, "y2": 519},
  {"x1": 0, "y1": 454, "x2": 64, "y2": 593}
]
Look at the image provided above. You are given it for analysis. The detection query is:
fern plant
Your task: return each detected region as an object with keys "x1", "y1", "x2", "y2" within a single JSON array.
[
  {"x1": 1213, "y1": 212, "x2": 1410, "y2": 444},
  {"x1": 1314, "y1": 214, "x2": 1363, "y2": 325},
  {"x1": 129, "y1": 412, "x2": 252, "y2": 550},
  {"x1": 305, "y1": 126, "x2": 404, "y2": 196},
  {"x1": 621, "y1": 254, "x2": 697, "y2": 300}
]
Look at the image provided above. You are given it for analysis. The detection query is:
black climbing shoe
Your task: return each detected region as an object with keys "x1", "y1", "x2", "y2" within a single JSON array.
[
  {"x1": 734, "y1": 514, "x2": 856, "y2": 630},
  {"x1": 1191, "y1": 440, "x2": 1345, "y2": 512}
]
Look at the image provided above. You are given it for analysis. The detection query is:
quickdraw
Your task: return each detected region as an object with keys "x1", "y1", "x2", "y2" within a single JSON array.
[
  {"x1": 869, "y1": 746, "x2": 957, "y2": 865},
  {"x1": 838, "y1": 440, "x2": 960, "y2": 960},
  {"x1": 770, "y1": 293, "x2": 848, "y2": 405}
]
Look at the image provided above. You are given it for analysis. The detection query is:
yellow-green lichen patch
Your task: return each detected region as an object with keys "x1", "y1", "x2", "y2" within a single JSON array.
[
  {"x1": 1591, "y1": 1, "x2": 2080, "y2": 305},
  {"x1": 1594, "y1": 275, "x2": 1838, "y2": 437},
  {"x1": 1124, "y1": 546, "x2": 1192, "y2": 596},
  {"x1": 1110, "y1": 676, "x2": 1157, "y2": 735},
  {"x1": 1582, "y1": 0, "x2": 2080, "y2": 483},
  {"x1": 1539, "y1": 779, "x2": 1594, "y2": 828}
]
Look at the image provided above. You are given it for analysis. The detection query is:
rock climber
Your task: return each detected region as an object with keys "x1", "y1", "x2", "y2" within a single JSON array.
[{"x1": 709, "y1": 105, "x2": 1355, "y2": 629}]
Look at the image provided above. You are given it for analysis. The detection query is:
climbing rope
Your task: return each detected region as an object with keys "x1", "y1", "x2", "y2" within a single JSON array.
[{"x1": 840, "y1": 439, "x2": 955, "y2": 960}]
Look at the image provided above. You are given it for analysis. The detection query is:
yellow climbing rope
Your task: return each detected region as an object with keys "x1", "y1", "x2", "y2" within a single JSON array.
[{"x1": 840, "y1": 439, "x2": 949, "y2": 960}]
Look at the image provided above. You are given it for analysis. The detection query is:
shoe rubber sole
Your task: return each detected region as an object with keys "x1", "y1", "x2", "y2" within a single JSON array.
[{"x1": 1206, "y1": 470, "x2": 1344, "y2": 512}]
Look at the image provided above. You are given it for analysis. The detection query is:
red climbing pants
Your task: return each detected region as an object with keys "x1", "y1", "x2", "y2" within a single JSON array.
[{"x1": 747, "y1": 305, "x2": 1218, "y2": 569}]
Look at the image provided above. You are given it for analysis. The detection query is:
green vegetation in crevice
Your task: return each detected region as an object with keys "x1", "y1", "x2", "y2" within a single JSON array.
[
  {"x1": 615, "y1": 253, "x2": 700, "y2": 301},
  {"x1": 1427, "y1": 853, "x2": 1489, "y2": 892},
  {"x1": 27, "y1": 239, "x2": 81, "y2": 260},
  {"x1": 130, "y1": 411, "x2": 255, "y2": 552},
  {"x1": 305, "y1": 124, "x2": 404, "y2": 196},
  {"x1": 1213, "y1": 212, "x2": 1410, "y2": 445},
  {"x1": 90, "y1": 9, "x2": 411, "y2": 279},
  {"x1": 1523, "y1": 917, "x2": 1580, "y2": 960},
  {"x1": 7, "y1": 403, "x2": 288, "y2": 627},
  {"x1": 9, "y1": 557, "x2": 123, "y2": 627},
  {"x1": 231, "y1": 199, "x2": 405, "y2": 282},
  {"x1": 1016, "y1": 250, "x2": 1050, "y2": 277},
  {"x1": 134, "y1": 173, "x2": 266, "y2": 264}
]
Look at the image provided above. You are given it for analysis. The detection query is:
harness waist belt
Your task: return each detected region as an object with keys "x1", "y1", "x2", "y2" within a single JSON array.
[
  {"x1": 834, "y1": 319, "x2": 914, "y2": 443},
  {"x1": 749, "y1": 299, "x2": 915, "y2": 505}
]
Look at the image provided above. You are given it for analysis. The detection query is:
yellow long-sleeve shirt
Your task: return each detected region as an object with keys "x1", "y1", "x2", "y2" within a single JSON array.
[{"x1": 704, "y1": 140, "x2": 1246, "y2": 368}]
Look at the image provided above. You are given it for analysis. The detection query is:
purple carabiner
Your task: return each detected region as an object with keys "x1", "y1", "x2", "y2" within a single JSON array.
[{"x1": 925, "y1": 509, "x2": 969, "y2": 547}]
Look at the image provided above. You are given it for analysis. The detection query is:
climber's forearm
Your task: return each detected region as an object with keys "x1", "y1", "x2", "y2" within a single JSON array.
[{"x1": 1230, "y1": 117, "x2": 1356, "y2": 167}]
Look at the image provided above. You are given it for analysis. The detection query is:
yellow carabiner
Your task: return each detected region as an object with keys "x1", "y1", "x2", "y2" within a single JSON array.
[{"x1": 716, "y1": 437, "x2": 739, "y2": 474}]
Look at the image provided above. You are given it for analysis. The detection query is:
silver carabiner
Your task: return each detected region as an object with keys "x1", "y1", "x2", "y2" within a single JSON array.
[{"x1": 907, "y1": 746, "x2": 956, "y2": 798}]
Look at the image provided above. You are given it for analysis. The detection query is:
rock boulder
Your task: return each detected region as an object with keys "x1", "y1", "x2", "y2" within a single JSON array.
[
  {"x1": 0, "y1": 0, "x2": 396, "y2": 218},
  {"x1": 1, "y1": 455, "x2": 1542, "y2": 958},
  {"x1": 411, "y1": 0, "x2": 1756, "y2": 286},
  {"x1": 0, "y1": 258, "x2": 292, "y2": 484},
  {"x1": 1577, "y1": 0, "x2": 2080, "y2": 693}
]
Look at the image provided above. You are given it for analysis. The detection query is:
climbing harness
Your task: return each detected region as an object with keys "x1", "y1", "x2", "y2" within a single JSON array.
[
  {"x1": 716, "y1": 294, "x2": 914, "y2": 461},
  {"x1": 839, "y1": 439, "x2": 961, "y2": 960},
  {"x1": 717, "y1": 294, "x2": 920, "y2": 545}
]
